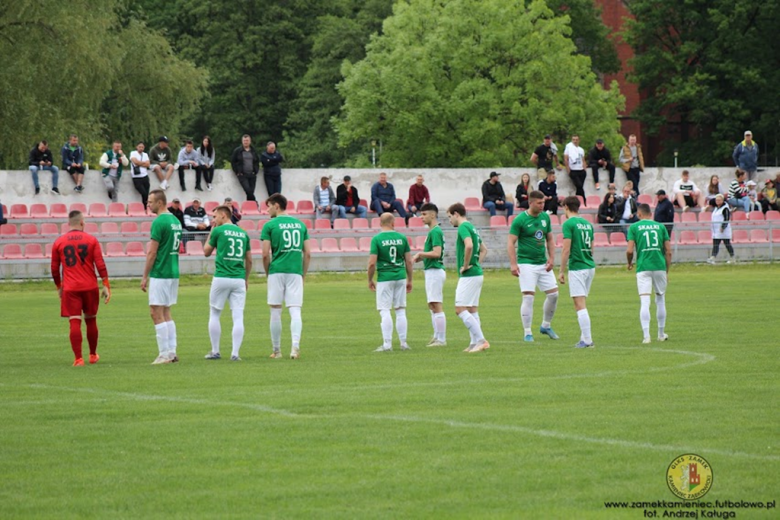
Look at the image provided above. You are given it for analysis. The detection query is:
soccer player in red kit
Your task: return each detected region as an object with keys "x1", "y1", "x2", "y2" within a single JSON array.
[{"x1": 51, "y1": 210, "x2": 111, "y2": 366}]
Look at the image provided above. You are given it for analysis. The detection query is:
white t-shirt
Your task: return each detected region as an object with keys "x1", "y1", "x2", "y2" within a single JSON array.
[
  {"x1": 130, "y1": 151, "x2": 149, "y2": 178},
  {"x1": 564, "y1": 142, "x2": 585, "y2": 170},
  {"x1": 672, "y1": 178, "x2": 699, "y2": 196}
]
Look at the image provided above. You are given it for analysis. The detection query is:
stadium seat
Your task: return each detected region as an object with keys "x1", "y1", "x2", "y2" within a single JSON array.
[
  {"x1": 105, "y1": 242, "x2": 125, "y2": 257},
  {"x1": 238, "y1": 220, "x2": 256, "y2": 232},
  {"x1": 637, "y1": 194, "x2": 653, "y2": 206},
  {"x1": 554, "y1": 234, "x2": 563, "y2": 248},
  {"x1": 370, "y1": 217, "x2": 382, "y2": 229},
  {"x1": 89, "y1": 203, "x2": 108, "y2": 217},
  {"x1": 308, "y1": 239, "x2": 321, "y2": 253},
  {"x1": 30, "y1": 204, "x2": 49, "y2": 218},
  {"x1": 140, "y1": 221, "x2": 153, "y2": 234},
  {"x1": 681, "y1": 212, "x2": 697, "y2": 224},
  {"x1": 576, "y1": 196, "x2": 585, "y2": 208},
  {"x1": 249, "y1": 238, "x2": 263, "y2": 257},
  {"x1": 20, "y1": 223, "x2": 38, "y2": 236},
  {"x1": 85, "y1": 222, "x2": 99, "y2": 234},
  {"x1": 678, "y1": 230, "x2": 698, "y2": 245},
  {"x1": 314, "y1": 219, "x2": 331, "y2": 231},
  {"x1": 259, "y1": 201, "x2": 269, "y2": 214},
  {"x1": 300, "y1": 219, "x2": 312, "y2": 230},
  {"x1": 352, "y1": 218, "x2": 369, "y2": 231},
  {"x1": 185, "y1": 241, "x2": 204, "y2": 255},
  {"x1": 581, "y1": 214, "x2": 595, "y2": 223},
  {"x1": 24, "y1": 244, "x2": 45, "y2": 259},
  {"x1": 464, "y1": 197, "x2": 484, "y2": 212},
  {"x1": 257, "y1": 220, "x2": 266, "y2": 233},
  {"x1": 10, "y1": 204, "x2": 29, "y2": 219},
  {"x1": 241, "y1": 201, "x2": 260, "y2": 216},
  {"x1": 747, "y1": 211, "x2": 764, "y2": 223},
  {"x1": 358, "y1": 237, "x2": 373, "y2": 252},
  {"x1": 593, "y1": 232, "x2": 609, "y2": 247},
  {"x1": 490, "y1": 216, "x2": 507, "y2": 229},
  {"x1": 407, "y1": 217, "x2": 425, "y2": 230},
  {"x1": 731, "y1": 211, "x2": 747, "y2": 223},
  {"x1": 101, "y1": 222, "x2": 119, "y2": 235},
  {"x1": 125, "y1": 242, "x2": 145, "y2": 257},
  {"x1": 50, "y1": 203, "x2": 68, "y2": 219},
  {"x1": 764, "y1": 210, "x2": 780, "y2": 221},
  {"x1": 40, "y1": 223, "x2": 59, "y2": 237},
  {"x1": 673, "y1": 213, "x2": 681, "y2": 223},
  {"x1": 548, "y1": 215, "x2": 560, "y2": 226},
  {"x1": 698, "y1": 211, "x2": 712, "y2": 222},
  {"x1": 286, "y1": 201, "x2": 297, "y2": 214},
  {"x1": 414, "y1": 235, "x2": 427, "y2": 251},
  {"x1": 69, "y1": 203, "x2": 87, "y2": 215},
  {"x1": 45, "y1": 243, "x2": 53, "y2": 258},
  {"x1": 749, "y1": 229, "x2": 768, "y2": 243},
  {"x1": 697, "y1": 230, "x2": 712, "y2": 243},
  {"x1": 296, "y1": 200, "x2": 314, "y2": 214},
  {"x1": 559, "y1": 215, "x2": 568, "y2": 225},
  {"x1": 121, "y1": 222, "x2": 139, "y2": 235},
  {"x1": 772, "y1": 229, "x2": 780, "y2": 243},
  {"x1": 394, "y1": 217, "x2": 407, "y2": 229},
  {"x1": 320, "y1": 238, "x2": 339, "y2": 253},
  {"x1": 360, "y1": 199, "x2": 372, "y2": 213},
  {"x1": 127, "y1": 202, "x2": 146, "y2": 217},
  {"x1": 333, "y1": 219, "x2": 350, "y2": 231},
  {"x1": 586, "y1": 195, "x2": 601, "y2": 207},
  {"x1": 204, "y1": 201, "x2": 219, "y2": 213},
  {"x1": 2, "y1": 244, "x2": 23, "y2": 259},
  {"x1": 609, "y1": 233, "x2": 627, "y2": 246},
  {"x1": 732, "y1": 230, "x2": 750, "y2": 244},
  {"x1": 340, "y1": 237, "x2": 359, "y2": 252},
  {"x1": 108, "y1": 203, "x2": 126, "y2": 217}
]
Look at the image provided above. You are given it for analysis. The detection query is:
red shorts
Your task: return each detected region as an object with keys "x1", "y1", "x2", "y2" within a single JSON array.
[{"x1": 61, "y1": 289, "x2": 100, "y2": 318}]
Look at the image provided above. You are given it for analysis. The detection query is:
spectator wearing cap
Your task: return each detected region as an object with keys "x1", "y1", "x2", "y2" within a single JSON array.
[
  {"x1": 230, "y1": 134, "x2": 261, "y2": 202},
  {"x1": 733, "y1": 130, "x2": 759, "y2": 182},
  {"x1": 177, "y1": 139, "x2": 200, "y2": 191},
  {"x1": 672, "y1": 170, "x2": 705, "y2": 212},
  {"x1": 184, "y1": 197, "x2": 211, "y2": 236},
  {"x1": 224, "y1": 197, "x2": 242, "y2": 224},
  {"x1": 61, "y1": 134, "x2": 85, "y2": 192},
  {"x1": 406, "y1": 175, "x2": 431, "y2": 218},
  {"x1": 530, "y1": 134, "x2": 561, "y2": 180},
  {"x1": 587, "y1": 139, "x2": 615, "y2": 191},
  {"x1": 760, "y1": 179, "x2": 778, "y2": 213},
  {"x1": 168, "y1": 198, "x2": 185, "y2": 226},
  {"x1": 481, "y1": 171, "x2": 514, "y2": 218},
  {"x1": 654, "y1": 189, "x2": 675, "y2": 234},
  {"x1": 537, "y1": 170, "x2": 559, "y2": 215},
  {"x1": 564, "y1": 134, "x2": 587, "y2": 203},
  {"x1": 260, "y1": 141, "x2": 284, "y2": 196},
  {"x1": 28, "y1": 140, "x2": 60, "y2": 195},
  {"x1": 334, "y1": 175, "x2": 367, "y2": 219},
  {"x1": 313, "y1": 176, "x2": 339, "y2": 225},
  {"x1": 370, "y1": 172, "x2": 407, "y2": 217},
  {"x1": 149, "y1": 136, "x2": 175, "y2": 190},
  {"x1": 745, "y1": 180, "x2": 761, "y2": 211}
]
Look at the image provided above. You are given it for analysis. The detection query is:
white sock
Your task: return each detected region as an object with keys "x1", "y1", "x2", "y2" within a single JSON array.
[
  {"x1": 231, "y1": 306, "x2": 244, "y2": 357},
  {"x1": 458, "y1": 310, "x2": 484, "y2": 343},
  {"x1": 521, "y1": 295, "x2": 534, "y2": 335},
  {"x1": 655, "y1": 294, "x2": 666, "y2": 337},
  {"x1": 208, "y1": 306, "x2": 222, "y2": 354},
  {"x1": 395, "y1": 308, "x2": 408, "y2": 345},
  {"x1": 430, "y1": 310, "x2": 436, "y2": 338},
  {"x1": 541, "y1": 292, "x2": 558, "y2": 329},
  {"x1": 270, "y1": 307, "x2": 282, "y2": 350},
  {"x1": 640, "y1": 295, "x2": 651, "y2": 338},
  {"x1": 155, "y1": 323, "x2": 168, "y2": 355},
  {"x1": 434, "y1": 312, "x2": 446, "y2": 342},
  {"x1": 576, "y1": 309, "x2": 592, "y2": 343},
  {"x1": 380, "y1": 309, "x2": 393, "y2": 348},
  {"x1": 166, "y1": 321, "x2": 176, "y2": 355},
  {"x1": 289, "y1": 306, "x2": 302, "y2": 349}
]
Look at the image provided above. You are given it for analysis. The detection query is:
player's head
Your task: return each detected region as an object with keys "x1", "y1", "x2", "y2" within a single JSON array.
[
  {"x1": 419, "y1": 203, "x2": 438, "y2": 226},
  {"x1": 447, "y1": 202, "x2": 466, "y2": 227},
  {"x1": 527, "y1": 190, "x2": 545, "y2": 215},
  {"x1": 379, "y1": 212, "x2": 395, "y2": 229},
  {"x1": 637, "y1": 203, "x2": 652, "y2": 219},
  {"x1": 266, "y1": 193, "x2": 287, "y2": 217},
  {"x1": 213, "y1": 205, "x2": 232, "y2": 226},
  {"x1": 562, "y1": 196, "x2": 580, "y2": 216},
  {"x1": 68, "y1": 210, "x2": 84, "y2": 231},
  {"x1": 148, "y1": 189, "x2": 167, "y2": 215}
]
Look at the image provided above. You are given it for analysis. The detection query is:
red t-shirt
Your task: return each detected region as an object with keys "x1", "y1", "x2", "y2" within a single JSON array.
[
  {"x1": 345, "y1": 190, "x2": 354, "y2": 207},
  {"x1": 51, "y1": 230, "x2": 108, "y2": 291}
]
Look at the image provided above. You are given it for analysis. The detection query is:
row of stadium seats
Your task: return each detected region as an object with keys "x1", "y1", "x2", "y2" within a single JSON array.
[{"x1": 488, "y1": 210, "x2": 780, "y2": 229}]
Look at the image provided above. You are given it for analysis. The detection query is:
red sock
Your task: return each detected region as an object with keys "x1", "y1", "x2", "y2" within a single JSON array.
[
  {"x1": 85, "y1": 317, "x2": 99, "y2": 355},
  {"x1": 69, "y1": 319, "x2": 83, "y2": 359}
]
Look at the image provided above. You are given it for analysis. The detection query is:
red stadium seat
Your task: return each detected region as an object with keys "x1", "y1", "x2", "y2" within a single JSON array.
[
  {"x1": 673, "y1": 213, "x2": 681, "y2": 223},
  {"x1": 45, "y1": 243, "x2": 53, "y2": 258},
  {"x1": 89, "y1": 203, "x2": 108, "y2": 217},
  {"x1": 286, "y1": 201, "x2": 297, "y2": 214},
  {"x1": 105, "y1": 242, "x2": 125, "y2": 257},
  {"x1": 84, "y1": 222, "x2": 99, "y2": 234},
  {"x1": 586, "y1": 195, "x2": 601, "y2": 207},
  {"x1": 360, "y1": 199, "x2": 372, "y2": 213},
  {"x1": 581, "y1": 214, "x2": 595, "y2": 223},
  {"x1": 249, "y1": 238, "x2": 263, "y2": 257},
  {"x1": 296, "y1": 200, "x2": 314, "y2": 214},
  {"x1": 370, "y1": 217, "x2": 382, "y2": 229},
  {"x1": 698, "y1": 211, "x2": 712, "y2": 222},
  {"x1": 301, "y1": 219, "x2": 312, "y2": 230},
  {"x1": 747, "y1": 211, "x2": 764, "y2": 224},
  {"x1": 69, "y1": 203, "x2": 87, "y2": 215},
  {"x1": 414, "y1": 235, "x2": 426, "y2": 251},
  {"x1": 554, "y1": 234, "x2": 563, "y2": 248},
  {"x1": 749, "y1": 229, "x2": 767, "y2": 243},
  {"x1": 464, "y1": 197, "x2": 484, "y2": 212},
  {"x1": 204, "y1": 201, "x2": 219, "y2": 213},
  {"x1": 108, "y1": 203, "x2": 126, "y2": 217},
  {"x1": 593, "y1": 232, "x2": 609, "y2": 247},
  {"x1": 40, "y1": 223, "x2": 59, "y2": 237},
  {"x1": 30, "y1": 204, "x2": 49, "y2": 218},
  {"x1": 24, "y1": 244, "x2": 45, "y2": 259},
  {"x1": 732, "y1": 230, "x2": 750, "y2": 244},
  {"x1": 333, "y1": 219, "x2": 351, "y2": 231},
  {"x1": 320, "y1": 238, "x2": 339, "y2": 252},
  {"x1": 394, "y1": 217, "x2": 407, "y2": 229},
  {"x1": 50, "y1": 203, "x2": 68, "y2": 219},
  {"x1": 358, "y1": 237, "x2": 373, "y2": 252},
  {"x1": 697, "y1": 230, "x2": 712, "y2": 243},
  {"x1": 548, "y1": 215, "x2": 560, "y2": 226},
  {"x1": 681, "y1": 212, "x2": 697, "y2": 224},
  {"x1": 127, "y1": 202, "x2": 146, "y2": 217},
  {"x1": 559, "y1": 215, "x2": 568, "y2": 225},
  {"x1": 609, "y1": 233, "x2": 627, "y2": 246},
  {"x1": 490, "y1": 216, "x2": 507, "y2": 229},
  {"x1": 352, "y1": 218, "x2": 369, "y2": 231},
  {"x1": 20, "y1": 223, "x2": 38, "y2": 236},
  {"x1": 257, "y1": 220, "x2": 266, "y2": 234},
  {"x1": 407, "y1": 217, "x2": 425, "y2": 230},
  {"x1": 101, "y1": 222, "x2": 119, "y2": 235},
  {"x1": 340, "y1": 237, "x2": 359, "y2": 252},
  {"x1": 308, "y1": 239, "x2": 321, "y2": 253},
  {"x1": 140, "y1": 221, "x2": 153, "y2": 234},
  {"x1": 637, "y1": 194, "x2": 653, "y2": 206},
  {"x1": 10, "y1": 204, "x2": 29, "y2": 219},
  {"x1": 678, "y1": 230, "x2": 698, "y2": 245},
  {"x1": 764, "y1": 210, "x2": 780, "y2": 221},
  {"x1": 121, "y1": 222, "x2": 139, "y2": 235},
  {"x1": 185, "y1": 241, "x2": 204, "y2": 255},
  {"x1": 259, "y1": 201, "x2": 269, "y2": 214},
  {"x1": 241, "y1": 201, "x2": 260, "y2": 216},
  {"x1": 314, "y1": 219, "x2": 331, "y2": 231},
  {"x1": 2, "y1": 244, "x2": 23, "y2": 259},
  {"x1": 125, "y1": 242, "x2": 145, "y2": 257},
  {"x1": 772, "y1": 229, "x2": 780, "y2": 243},
  {"x1": 238, "y1": 220, "x2": 256, "y2": 232},
  {"x1": 731, "y1": 211, "x2": 747, "y2": 223}
]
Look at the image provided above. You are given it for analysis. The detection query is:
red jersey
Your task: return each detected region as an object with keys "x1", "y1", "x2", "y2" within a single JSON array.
[{"x1": 51, "y1": 230, "x2": 108, "y2": 291}]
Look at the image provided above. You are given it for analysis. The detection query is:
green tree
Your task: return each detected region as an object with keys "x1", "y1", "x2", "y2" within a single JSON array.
[
  {"x1": 336, "y1": 0, "x2": 624, "y2": 168},
  {"x1": 548, "y1": 0, "x2": 620, "y2": 75},
  {"x1": 624, "y1": 0, "x2": 780, "y2": 165}
]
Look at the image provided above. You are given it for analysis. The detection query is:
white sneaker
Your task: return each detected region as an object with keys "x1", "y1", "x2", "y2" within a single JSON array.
[
  {"x1": 425, "y1": 337, "x2": 437, "y2": 346},
  {"x1": 290, "y1": 348, "x2": 300, "y2": 359},
  {"x1": 642, "y1": 337, "x2": 652, "y2": 344},
  {"x1": 207, "y1": 184, "x2": 213, "y2": 191},
  {"x1": 657, "y1": 334, "x2": 669, "y2": 342},
  {"x1": 706, "y1": 257, "x2": 716, "y2": 265},
  {"x1": 160, "y1": 180, "x2": 168, "y2": 190},
  {"x1": 427, "y1": 339, "x2": 447, "y2": 347},
  {"x1": 463, "y1": 343, "x2": 476, "y2": 352},
  {"x1": 683, "y1": 205, "x2": 690, "y2": 212},
  {"x1": 726, "y1": 258, "x2": 736, "y2": 264},
  {"x1": 151, "y1": 355, "x2": 172, "y2": 364},
  {"x1": 374, "y1": 345, "x2": 392, "y2": 352},
  {"x1": 400, "y1": 343, "x2": 411, "y2": 351}
]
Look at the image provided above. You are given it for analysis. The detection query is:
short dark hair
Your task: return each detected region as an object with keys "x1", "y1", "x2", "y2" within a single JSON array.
[
  {"x1": 638, "y1": 203, "x2": 652, "y2": 215},
  {"x1": 214, "y1": 205, "x2": 233, "y2": 220},
  {"x1": 267, "y1": 193, "x2": 287, "y2": 210},
  {"x1": 69, "y1": 134, "x2": 78, "y2": 140},
  {"x1": 420, "y1": 203, "x2": 438, "y2": 213},
  {"x1": 150, "y1": 188, "x2": 166, "y2": 205},
  {"x1": 68, "y1": 210, "x2": 83, "y2": 221},
  {"x1": 185, "y1": 139, "x2": 193, "y2": 145},
  {"x1": 563, "y1": 196, "x2": 580, "y2": 212},
  {"x1": 242, "y1": 134, "x2": 251, "y2": 139},
  {"x1": 447, "y1": 202, "x2": 466, "y2": 216},
  {"x1": 529, "y1": 190, "x2": 545, "y2": 200},
  {"x1": 39, "y1": 140, "x2": 48, "y2": 146},
  {"x1": 136, "y1": 140, "x2": 145, "y2": 146}
]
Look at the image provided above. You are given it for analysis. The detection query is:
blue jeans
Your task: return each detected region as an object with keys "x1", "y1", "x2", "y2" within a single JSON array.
[
  {"x1": 729, "y1": 197, "x2": 751, "y2": 213},
  {"x1": 29, "y1": 165, "x2": 59, "y2": 189},
  {"x1": 372, "y1": 199, "x2": 407, "y2": 218},
  {"x1": 483, "y1": 201, "x2": 514, "y2": 217},
  {"x1": 334, "y1": 204, "x2": 367, "y2": 219}
]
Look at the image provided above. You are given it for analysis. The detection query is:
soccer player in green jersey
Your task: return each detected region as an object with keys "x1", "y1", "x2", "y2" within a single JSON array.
[
  {"x1": 261, "y1": 194, "x2": 311, "y2": 359},
  {"x1": 558, "y1": 196, "x2": 596, "y2": 348},
  {"x1": 507, "y1": 191, "x2": 559, "y2": 342},
  {"x1": 141, "y1": 189, "x2": 183, "y2": 364},
  {"x1": 368, "y1": 213, "x2": 413, "y2": 352},
  {"x1": 626, "y1": 203, "x2": 672, "y2": 344},
  {"x1": 447, "y1": 203, "x2": 490, "y2": 353},
  {"x1": 412, "y1": 203, "x2": 447, "y2": 346},
  {"x1": 203, "y1": 205, "x2": 252, "y2": 361}
]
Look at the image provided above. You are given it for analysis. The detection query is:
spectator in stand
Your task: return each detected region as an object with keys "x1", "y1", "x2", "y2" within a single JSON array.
[
  {"x1": 704, "y1": 175, "x2": 727, "y2": 209},
  {"x1": 98, "y1": 140, "x2": 129, "y2": 203},
  {"x1": 130, "y1": 141, "x2": 151, "y2": 209},
  {"x1": 61, "y1": 134, "x2": 85, "y2": 192},
  {"x1": 149, "y1": 136, "x2": 175, "y2": 190},
  {"x1": 733, "y1": 130, "x2": 759, "y2": 182},
  {"x1": 619, "y1": 134, "x2": 644, "y2": 197},
  {"x1": 515, "y1": 173, "x2": 532, "y2": 210},
  {"x1": 728, "y1": 170, "x2": 751, "y2": 212},
  {"x1": 371, "y1": 172, "x2": 407, "y2": 217},
  {"x1": 482, "y1": 171, "x2": 514, "y2": 217},
  {"x1": 530, "y1": 134, "x2": 561, "y2": 180},
  {"x1": 406, "y1": 175, "x2": 431, "y2": 218},
  {"x1": 0, "y1": 201, "x2": 6, "y2": 225},
  {"x1": 230, "y1": 135, "x2": 260, "y2": 202},
  {"x1": 184, "y1": 197, "x2": 211, "y2": 239},
  {"x1": 587, "y1": 139, "x2": 615, "y2": 191},
  {"x1": 261, "y1": 141, "x2": 284, "y2": 196},
  {"x1": 760, "y1": 179, "x2": 778, "y2": 213},
  {"x1": 616, "y1": 183, "x2": 638, "y2": 234},
  {"x1": 28, "y1": 140, "x2": 60, "y2": 195},
  {"x1": 224, "y1": 197, "x2": 241, "y2": 225},
  {"x1": 167, "y1": 198, "x2": 184, "y2": 226},
  {"x1": 177, "y1": 140, "x2": 200, "y2": 191},
  {"x1": 313, "y1": 176, "x2": 338, "y2": 225},
  {"x1": 334, "y1": 175, "x2": 367, "y2": 219},
  {"x1": 564, "y1": 134, "x2": 587, "y2": 203},
  {"x1": 597, "y1": 192, "x2": 618, "y2": 230},
  {"x1": 198, "y1": 136, "x2": 216, "y2": 192},
  {"x1": 672, "y1": 170, "x2": 705, "y2": 212},
  {"x1": 707, "y1": 194, "x2": 735, "y2": 264},
  {"x1": 745, "y1": 181, "x2": 761, "y2": 211},
  {"x1": 537, "y1": 170, "x2": 559, "y2": 215},
  {"x1": 654, "y1": 189, "x2": 675, "y2": 234}
]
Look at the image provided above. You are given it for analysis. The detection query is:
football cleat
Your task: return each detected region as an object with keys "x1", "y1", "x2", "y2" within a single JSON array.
[
  {"x1": 524, "y1": 334, "x2": 534, "y2": 343},
  {"x1": 170, "y1": 355, "x2": 179, "y2": 363},
  {"x1": 706, "y1": 257, "x2": 716, "y2": 265},
  {"x1": 540, "y1": 326, "x2": 559, "y2": 340},
  {"x1": 151, "y1": 355, "x2": 172, "y2": 365},
  {"x1": 427, "y1": 340, "x2": 447, "y2": 347},
  {"x1": 657, "y1": 334, "x2": 669, "y2": 342},
  {"x1": 89, "y1": 354, "x2": 100, "y2": 364},
  {"x1": 290, "y1": 348, "x2": 300, "y2": 360},
  {"x1": 73, "y1": 358, "x2": 85, "y2": 367},
  {"x1": 269, "y1": 351, "x2": 283, "y2": 359},
  {"x1": 400, "y1": 344, "x2": 411, "y2": 351},
  {"x1": 230, "y1": 355, "x2": 242, "y2": 361},
  {"x1": 642, "y1": 337, "x2": 652, "y2": 344},
  {"x1": 374, "y1": 345, "x2": 392, "y2": 352},
  {"x1": 204, "y1": 352, "x2": 221, "y2": 360},
  {"x1": 467, "y1": 340, "x2": 490, "y2": 353},
  {"x1": 425, "y1": 337, "x2": 437, "y2": 347},
  {"x1": 574, "y1": 341, "x2": 594, "y2": 349},
  {"x1": 463, "y1": 343, "x2": 476, "y2": 352}
]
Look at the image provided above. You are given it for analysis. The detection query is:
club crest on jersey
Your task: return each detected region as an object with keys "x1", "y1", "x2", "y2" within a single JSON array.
[
  {"x1": 542, "y1": 221, "x2": 547, "y2": 227},
  {"x1": 534, "y1": 230, "x2": 544, "y2": 240}
]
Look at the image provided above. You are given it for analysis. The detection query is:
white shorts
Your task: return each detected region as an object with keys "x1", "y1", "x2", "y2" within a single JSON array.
[
  {"x1": 267, "y1": 273, "x2": 303, "y2": 307},
  {"x1": 519, "y1": 263, "x2": 558, "y2": 293},
  {"x1": 424, "y1": 269, "x2": 446, "y2": 303},
  {"x1": 455, "y1": 276, "x2": 483, "y2": 307},
  {"x1": 568, "y1": 268, "x2": 595, "y2": 298},
  {"x1": 149, "y1": 278, "x2": 179, "y2": 307},
  {"x1": 636, "y1": 271, "x2": 667, "y2": 295},
  {"x1": 376, "y1": 280, "x2": 407, "y2": 310},
  {"x1": 210, "y1": 277, "x2": 246, "y2": 311}
]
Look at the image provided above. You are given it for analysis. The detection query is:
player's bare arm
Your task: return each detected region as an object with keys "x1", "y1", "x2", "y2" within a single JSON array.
[
  {"x1": 558, "y1": 238, "x2": 571, "y2": 284},
  {"x1": 461, "y1": 237, "x2": 473, "y2": 273},
  {"x1": 545, "y1": 232, "x2": 555, "y2": 272},
  {"x1": 664, "y1": 241, "x2": 672, "y2": 274},
  {"x1": 626, "y1": 241, "x2": 635, "y2": 270},
  {"x1": 141, "y1": 240, "x2": 159, "y2": 292},
  {"x1": 404, "y1": 252, "x2": 413, "y2": 293},
  {"x1": 507, "y1": 234, "x2": 519, "y2": 277},
  {"x1": 478, "y1": 241, "x2": 487, "y2": 264},
  {"x1": 203, "y1": 229, "x2": 215, "y2": 257},
  {"x1": 413, "y1": 245, "x2": 441, "y2": 263},
  {"x1": 302, "y1": 239, "x2": 311, "y2": 280},
  {"x1": 261, "y1": 240, "x2": 271, "y2": 275},
  {"x1": 367, "y1": 255, "x2": 377, "y2": 291},
  {"x1": 244, "y1": 248, "x2": 252, "y2": 290}
]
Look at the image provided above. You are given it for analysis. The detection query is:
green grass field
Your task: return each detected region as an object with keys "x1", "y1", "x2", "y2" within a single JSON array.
[{"x1": 0, "y1": 265, "x2": 777, "y2": 519}]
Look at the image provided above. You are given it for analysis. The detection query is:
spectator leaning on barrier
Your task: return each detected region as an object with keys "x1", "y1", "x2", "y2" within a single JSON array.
[
  {"x1": 334, "y1": 175, "x2": 368, "y2": 219},
  {"x1": 149, "y1": 136, "x2": 175, "y2": 190},
  {"x1": 261, "y1": 141, "x2": 284, "y2": 196},
  {"x1": 530, "y1": 134, "x2": 561, "y2": 180},
  {"x1": 371, "y1": 172, "x2": 407, "y2": 217},
  {"x1": 619, "y1": 134, "x2": 643, "y2": 197},
  {"x1": 728, "y1": 170, "x2": 751, "y2": 212},
  {"x1": 406, "y1": 175, "x2": 431, "y2": 218},
  {"x1": 184, "y1": 197, "x2": 211, "y2": 235},
  {"x1": 564, "y1": 134, "x2": 587, "y2": 203},
  {"x1": 654, "y1": 190, "x2": 675, "y2": 234},
  {"x1": 231, "y1": 135, "x2": 260, "y2": 203},
  {"x1": 482, "y1": 171, "x2": 514, "y2": 218},
  {"x1": 177, "y1": 140, "x2": 200, "y2": 191},
  {"x1": 198, "y1": 136, "x2": 216, "y2": 192},
  {"x1": 672, "y1": 170, "x2": 705, "y2": 212},
  {"x1": 168, "y1": 198, "x2": 185, "y2": 227},
  {"x1": 597, "y1": 192, "x2": 618, "y2": 228},
  {"x1": 587, "y1": 139, "x2": 615, "y2": 191},
  {"x1": 760, "y1": 179, "x2": 778, "y2": 213},
  {"x1": 61, "y1": 134, "x2": 85, "y2": 192},
  {"x1": 98, "y1": 140, "x2": 128, "y2": 203},
  {"x1": 537, "y1": 170, "x2": 559, "y2": 215},
  {"x1": 224, "y1": 197, "x2": 241, "y2": 224},
  {"x1": 515, "y1": 173, "x2": 532, "y2": 210},
  {"x1": 313, "y1": 176, "x2": 339, "y2": 225},
  {"x1": 130, "y1": 141, "x2": 151, "y2": 209},
  {"x1": 28, "y1": 140, "x2": 60, "y2": 195},
  {"x1": 733, "y1": 130, "x2": 759, "y2": 182}
]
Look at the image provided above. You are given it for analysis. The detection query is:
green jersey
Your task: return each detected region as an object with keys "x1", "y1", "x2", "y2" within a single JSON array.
[
  {"x1": 423, "y1": 225, "x2": 445, "y2": 270},
  {"x1": 561, "y1": 216, "x2": 595, "y2": 271},
  {"x1": 208, "y1": 224, "x2": 249, "y2": 279},
  {"x1": 370, "y1": 231, "x2": 410, "y2": 282},
  {"x1": 627, "y1": 220, "x2": 669, "y2": 273},
  {"x1": 150, "y1": 212, "x2": 182, "y2": 279},
  {"x1": 456, "y1": 221, "x2": 483, "y2": 277},
  {"x1": 509, "y1": 210, "x2": 551, "y2": 265},
  {"x1": 260, "y1": 215, "x2": 309, "y2": 275}
]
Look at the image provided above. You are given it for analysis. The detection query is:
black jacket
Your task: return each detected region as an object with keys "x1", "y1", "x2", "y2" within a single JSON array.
[
  {"x1": 260, "y1": 150, "x2": 284, "y2": 177},
  {"x1": 537, "y1": 179, "x2": 558, "y2": 199},
  {"x1": 597, "y1": 202, "x2": 618, "y2": 224},
  {"x1": 481, "y1": 180, "x2": 507, "y2": 204},
  {"x1": 588, "y1": 146, "x2": 613, "y2": 168},
  {"x1": 168, "y1": 206, "x2": 185, "y2": 226},
  {"x1": 654, "y1": 198, "x2": 675, "y2": 224},
  {"x1": 616, "y1": 196, "x2": 637, "y2": 218},
  {"x1": 335, "y1": 184, "x2": 361, "y2": 208},
  {"x1": 231, "y1": 146, "x2": 260, "y2": 176},
  {"x1": 515, "y1": 183, "x2": 531, "y2": 206},
  {"x1": 29, "y1": 145, "x2": 54, "y2": 166}
]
